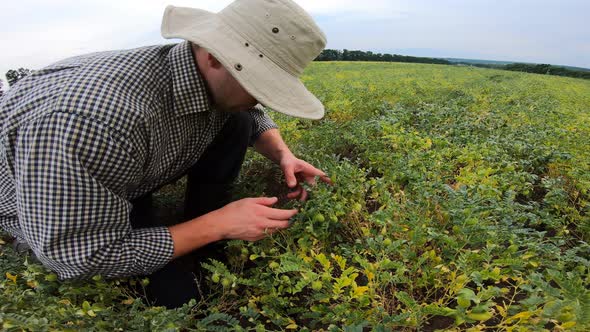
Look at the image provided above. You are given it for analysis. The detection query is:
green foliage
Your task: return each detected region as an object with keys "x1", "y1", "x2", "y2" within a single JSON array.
[
  {"x1": 0, "y1": 241, "x2": 196, "y2": 331},
  {"x1": 2, "y1": 62, "x2": 590, "y2": 330}
]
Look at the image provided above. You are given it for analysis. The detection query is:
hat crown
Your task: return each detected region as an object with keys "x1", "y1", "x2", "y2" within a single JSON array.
[{"x1": 219, "y1": 0, "x2": 326, "y2": 77}]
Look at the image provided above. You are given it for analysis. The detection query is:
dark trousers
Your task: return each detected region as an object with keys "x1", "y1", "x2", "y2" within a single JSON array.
[{"x1": 130, "y1": 111, "x2": 253, "y2": 309}]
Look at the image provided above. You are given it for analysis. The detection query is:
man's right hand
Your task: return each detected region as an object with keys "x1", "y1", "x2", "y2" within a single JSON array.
[
  {"x1": 168, "y1": 197, "x2": 297, "y2": 258},
  {"x1": 215, "y1": 197, "x2": 297, "y2": 241}
]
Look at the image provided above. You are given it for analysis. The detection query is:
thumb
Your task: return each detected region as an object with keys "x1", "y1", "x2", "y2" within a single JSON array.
[
  {"x1": 283, "y1": 165, "x2": 297, "y2": 188},
  {"x1": 254, "y1": 197, "x2": 278, "y2": 206}
]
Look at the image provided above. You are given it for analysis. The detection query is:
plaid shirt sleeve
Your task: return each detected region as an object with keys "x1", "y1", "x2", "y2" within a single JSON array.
[
  {"x1": 15, "y1": 112, "x2": 174, "y2": 280},
  {"x1": 249, "y1": 105, "x2": 279, "y2": 143}
]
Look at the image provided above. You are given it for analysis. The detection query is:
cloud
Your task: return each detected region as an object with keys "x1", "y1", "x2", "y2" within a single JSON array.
[
  {"x1": 1, "y1": 0, "x2": 589, "y2": 86},
  {"x1": 316, "y1": 0, "x2": 590, "y2": 68},
  {"x1": 0, "y1": 0, "x2": 406, "y2": 81},
  {"x1": 299, "y1": 0, "x2": 403, "y2": 16}
]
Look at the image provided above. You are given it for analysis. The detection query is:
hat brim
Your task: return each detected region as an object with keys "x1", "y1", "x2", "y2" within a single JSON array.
[{"x1": 161, "y1": 6, "x2": 324, "y2": 120}]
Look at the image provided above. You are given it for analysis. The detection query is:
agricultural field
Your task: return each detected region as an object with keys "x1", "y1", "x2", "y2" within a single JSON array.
[{"x1": 1, "y1": 62, "x2": 589, "y2": 331}]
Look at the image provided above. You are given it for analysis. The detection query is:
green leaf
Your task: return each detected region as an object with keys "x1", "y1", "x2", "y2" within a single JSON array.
[
  {"x1": 395, "y1": 291, "x2": 417, "y2": 308},
  {"x1": 44, "y1": 273, "x2": 58, "y2": 282},
  {"x1": 467, "y1": 311, "x2": 493, "y2": 321}
]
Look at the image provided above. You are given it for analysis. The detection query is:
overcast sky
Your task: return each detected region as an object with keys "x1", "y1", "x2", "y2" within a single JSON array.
[{"x1": 1, "y1": 0, "x2": 589, "y2": 86}]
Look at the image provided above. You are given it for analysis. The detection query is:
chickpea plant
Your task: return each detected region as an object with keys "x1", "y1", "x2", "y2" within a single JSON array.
[{"x1": 2, "y1": 62, "x2": 590, "y2": 331}]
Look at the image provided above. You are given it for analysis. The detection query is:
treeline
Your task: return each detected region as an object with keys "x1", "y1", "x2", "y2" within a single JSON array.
[
  {"x1": 504, "y1": 63, "x2": 590, "y2": 79},
  {"x1": 457, "y1": 62, "x2": 590, "y2": 80},
  {"x1": 315, "y1": 49, "x2": 451, "y2": 65},
  {"x1": 315, "y1": 49, "x2": 590, "y2": 80}
]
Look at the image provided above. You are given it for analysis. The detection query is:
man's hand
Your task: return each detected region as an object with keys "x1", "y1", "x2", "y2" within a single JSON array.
[
  {"x1": 169, "y1": 197, "x2": 297, "y2": 258},
  {"x1": 253, "y1": 128, "x2": 331, "y2": 201},
  {"x1": 215, "y1": 197, "x2": 297, "y2": 241},
  {"x1": 280, "y1": 155, "x2": 332, "y2": 201}
]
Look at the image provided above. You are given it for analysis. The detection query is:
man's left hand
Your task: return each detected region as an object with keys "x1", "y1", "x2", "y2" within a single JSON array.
[{"x1": 280, "y1": 155, "x2": 332, "y2": 201}]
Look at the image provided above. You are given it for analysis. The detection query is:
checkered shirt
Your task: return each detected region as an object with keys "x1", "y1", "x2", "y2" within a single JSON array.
[{"x1": 0, "y1": 41, "x2": 278, "y2": 279}]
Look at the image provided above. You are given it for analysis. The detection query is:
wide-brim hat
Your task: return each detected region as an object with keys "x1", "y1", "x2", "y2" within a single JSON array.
[{"x1": 161, "y1": 0, "x2": 327, "y2": 119}]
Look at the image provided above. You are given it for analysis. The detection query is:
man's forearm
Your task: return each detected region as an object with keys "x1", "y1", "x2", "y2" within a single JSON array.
[
  {"x1": 168, "y1": 197, "x2": 296, "y2": 258},
  {"x1": 168, "y1": 210, "x2": 224, "y2": 259},
  {"x1": 253, "y1": 128, "x2": 294, "y2": 164}
]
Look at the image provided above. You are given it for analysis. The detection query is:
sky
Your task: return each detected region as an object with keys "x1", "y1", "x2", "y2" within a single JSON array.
[{"x1": 1, "y1": 0, "x2": 589, "y2": 86}]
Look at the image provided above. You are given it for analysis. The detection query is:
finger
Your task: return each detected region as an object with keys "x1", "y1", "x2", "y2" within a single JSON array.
[
  {"x1": 304, "y1": 175, "x2": 317, "y2": 186},
  {"x1": 320, "y1": 174, "x2": 333, "y2": 185},
  {"x1": 299, "y1": 165, "x2": 328, "y2": 186},
  {"x1": 299, "y1": 187, "x2": 309, "y2": 202},
  {"x1": 287, "y1": 183, "x2": 307, "y2": 201},
  {"x1": 303, "y1": 163, "x2": 327, "y2": 178},
  {"x1": 264, "y1": 220, "x2": 291, "y2": 230},
  {"x1": 287, "y1": 186, "x2": 302, "y2": 199},
  {"x1": 261, "y1": 206, "x2": 298, "y2": 220},
  {"x1": 253, "y1": 197, "x2": 278, "y2": 206},
  {"x1": 283, "y1": 165, "x2": 297, "y2": 188}
]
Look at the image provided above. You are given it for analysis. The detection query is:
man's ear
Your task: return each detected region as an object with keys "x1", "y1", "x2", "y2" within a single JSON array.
[{"x1": 207, "y1": 53, "x2": 223, "y2": 69}]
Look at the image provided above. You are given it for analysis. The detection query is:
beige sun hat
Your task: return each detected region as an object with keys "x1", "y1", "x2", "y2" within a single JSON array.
[{"x1": 161, "y1": 0, "x2": 327, "y2": 120}]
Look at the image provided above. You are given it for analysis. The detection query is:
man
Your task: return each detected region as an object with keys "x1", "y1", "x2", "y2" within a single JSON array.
[{"x1": 0, "y1": 0, "x2": 329, "y2": 308}]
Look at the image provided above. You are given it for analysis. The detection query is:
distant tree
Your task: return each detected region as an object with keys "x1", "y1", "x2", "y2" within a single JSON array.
[
  {"x1": 503, "y1": 63, "x2": 590, "y2": 80},
  {"x1": 315, "y1": 49, "x2": 342, "y2": 61},
  {"x1": 6, "y1": 68, "x2": 32, "y2": 87},
  {"x1": 315, "y1": 48, "x2": 451, "y2": 65},
  {"x1": 342, "y1": 49, "x2": 350, "y2": 61}
]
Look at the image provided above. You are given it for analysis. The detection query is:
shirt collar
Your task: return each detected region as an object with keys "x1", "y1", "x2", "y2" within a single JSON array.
[{"x1": 168, "y1": 41, "x2": 212, "y2": 117}]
